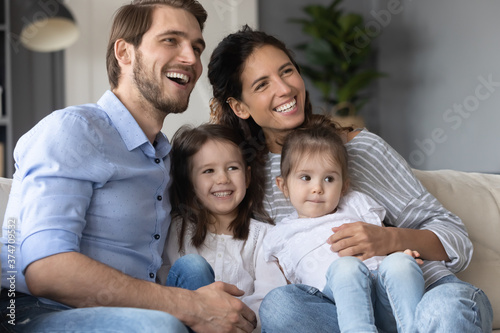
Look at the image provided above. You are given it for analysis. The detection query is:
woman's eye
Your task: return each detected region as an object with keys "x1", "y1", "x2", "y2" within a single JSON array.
[{"x1": 255, "y1": 81, "x2": 268, "y2": 91}]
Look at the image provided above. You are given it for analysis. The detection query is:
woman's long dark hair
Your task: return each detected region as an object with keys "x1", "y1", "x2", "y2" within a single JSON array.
[{"x1": 170, "y1": 123, "x2": 272, "y2": 250}]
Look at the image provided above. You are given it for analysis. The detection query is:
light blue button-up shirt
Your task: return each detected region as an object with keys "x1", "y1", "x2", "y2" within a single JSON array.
[{"x1": 1, "y1": 91, "x2": 172, "y2": 295}]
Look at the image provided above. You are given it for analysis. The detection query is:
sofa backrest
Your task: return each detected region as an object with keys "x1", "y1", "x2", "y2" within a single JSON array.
[{"x1": 414, "y1": 169, "x2": 500, "y2": 329}]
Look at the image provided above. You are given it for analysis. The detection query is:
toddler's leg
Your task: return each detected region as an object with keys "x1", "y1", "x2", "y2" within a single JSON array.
[
  {"x1": 166, "y1": 254, "x2": 215, "y2": 290},
  {"x1": 323, "y1": 256, "x2": 377, "y2": 333},
  {"x1": 376, "y1": 252, "x2": 424, "y2": 333}
]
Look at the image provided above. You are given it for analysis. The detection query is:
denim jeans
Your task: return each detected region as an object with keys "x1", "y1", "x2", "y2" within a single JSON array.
[
  {"x1": 166, "y1": 254, "x2": 215, "y2": 290},
  {"x1": 260, "y1": 264, "x2": 493, "y2": 333},
  {"x1": 0, "y1": 290, "x2": 188, "y2": 333},
  {"x1": 321, "y1": 253, "x2": 424, "y2": 333}
]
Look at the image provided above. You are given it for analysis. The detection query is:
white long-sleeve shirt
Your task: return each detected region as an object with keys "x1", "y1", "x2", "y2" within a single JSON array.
[
  {"x1": 163, "y1": 218, "x2": 287, "y2": 332},
  {"x1": 263, "y1": 190, "x2": 386, "y2": 289}
]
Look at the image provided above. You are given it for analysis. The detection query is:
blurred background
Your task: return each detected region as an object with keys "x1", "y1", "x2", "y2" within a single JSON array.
[{"x1": 1, "y1": 0, "x2": 499, "y2": 177}]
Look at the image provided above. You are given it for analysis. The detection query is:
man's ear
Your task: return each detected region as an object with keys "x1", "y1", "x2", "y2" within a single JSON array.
[
  {"x1": 276, "y1": 176, "x2": 289, "y2": 197},
  {"x1": 114, "y1": 39, "x2": 133, "y2": 66},
  {"x1": 226, "y1": 97, "x2": 250, "y2": 120}
]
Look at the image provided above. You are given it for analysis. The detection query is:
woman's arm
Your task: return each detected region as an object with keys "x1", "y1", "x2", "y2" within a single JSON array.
[
  {"x1": 328, "y1": 222, "x2": 448, "y2": 261},
  {"x1": 336, "y1": 130, "x2": 472, "y2": 272}
]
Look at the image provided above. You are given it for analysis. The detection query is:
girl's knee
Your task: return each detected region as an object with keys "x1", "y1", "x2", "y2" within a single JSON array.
[
  {"x1": 172, "y1": 254, "x2": 212, "y2": 275},
  {"x1": 327, "y1": 256, "x2": 367, "y2": 280},
  {"x1": 379, "y1": 252, "x2": 422, "y2": 281}
]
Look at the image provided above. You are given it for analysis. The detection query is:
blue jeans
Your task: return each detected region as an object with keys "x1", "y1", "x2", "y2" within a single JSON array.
[
  {"x1": 0, "y1": 290, "x2": 188, "y2": 332},
  {"x1": 260, "y1": 267, "x2": 493, "y2": 333},
  {"x1": 322, "y1": 254, "x2": 424, "y2": 333},
  {"x1": 166, "y1": 254, "x2": 215, "y2": 290}
]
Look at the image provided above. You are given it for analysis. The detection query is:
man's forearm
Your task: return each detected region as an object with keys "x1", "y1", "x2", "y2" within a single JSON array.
[{"x1": 25, "y1": 252, "x2": 192, "y2": 316}]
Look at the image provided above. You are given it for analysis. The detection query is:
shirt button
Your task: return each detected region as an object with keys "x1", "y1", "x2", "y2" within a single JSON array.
[
  {"x1": 154, "y1": 234, "x2": 160, "y2": 240},
  {"x1": 157, "y1": 195, "x2": 162, "y2": 201},
  {"x1": 149, "y1": 272, "x2": 155, "y2": 279},
  {"x1": 217, "y1": 253, "x2": 222, "y2": 258},
  {"x1": 155, "y1": 158, "x2": 161, "y2": 164}
]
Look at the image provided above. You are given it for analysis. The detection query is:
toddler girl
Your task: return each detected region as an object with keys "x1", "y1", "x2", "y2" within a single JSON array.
[
  {"x1": 263, "y1": 118, "x2": 425, "y2": 333},
  {"x1": 163, "y1": 123, "x2": 286, "y2": 333}
]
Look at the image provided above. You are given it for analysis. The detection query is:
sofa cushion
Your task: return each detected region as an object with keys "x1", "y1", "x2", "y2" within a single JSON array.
[{"x1": 414, "y1": 169, "x2": 500, "y2": 329}]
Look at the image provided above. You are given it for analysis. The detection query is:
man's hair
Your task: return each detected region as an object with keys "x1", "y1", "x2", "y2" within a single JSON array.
[{"x1": 106, "y1": 0, "x2": 207, "y2": 89}]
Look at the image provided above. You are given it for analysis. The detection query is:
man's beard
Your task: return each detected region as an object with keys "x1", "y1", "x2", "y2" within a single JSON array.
[{"x1": 133, "y1": 51, "x2": 190, "y2": 115}]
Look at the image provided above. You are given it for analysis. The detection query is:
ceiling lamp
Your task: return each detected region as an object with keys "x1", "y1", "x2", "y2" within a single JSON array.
[{"x1": 20, "y1": 0, "x2": 79, "y2": 52}]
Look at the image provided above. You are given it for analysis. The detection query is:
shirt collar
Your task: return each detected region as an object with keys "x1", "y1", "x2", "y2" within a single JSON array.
[{"x1": 97, "y1": 90, "x2": 170, "y2": 158}]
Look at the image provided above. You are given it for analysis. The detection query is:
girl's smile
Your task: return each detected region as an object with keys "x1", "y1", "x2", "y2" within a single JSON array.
[{"x1": 190, "y1": 139, "x2": 250, "y2": 227}]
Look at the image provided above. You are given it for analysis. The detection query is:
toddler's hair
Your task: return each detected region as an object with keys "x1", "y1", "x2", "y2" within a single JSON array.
[
  {"x1": 170, "y1": 123, "x2": 269, "y2": 249},
  {"x1": 280, "y1": 116, "x2": 349, "y2": 186}
]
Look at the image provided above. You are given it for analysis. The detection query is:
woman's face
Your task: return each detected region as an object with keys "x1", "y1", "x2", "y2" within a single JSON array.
[{"x1": 231, "y1": 45, "x2": 306, "y2": 150}]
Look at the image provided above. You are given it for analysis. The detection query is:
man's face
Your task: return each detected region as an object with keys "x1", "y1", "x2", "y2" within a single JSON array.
[{"x1": 133, "y1": 5, "x2": 205, "y2": 115}]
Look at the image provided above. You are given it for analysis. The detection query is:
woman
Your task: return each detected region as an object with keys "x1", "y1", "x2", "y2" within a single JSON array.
[{"x1": 207, "y1": 25, "x2": 493, "y2": 332}]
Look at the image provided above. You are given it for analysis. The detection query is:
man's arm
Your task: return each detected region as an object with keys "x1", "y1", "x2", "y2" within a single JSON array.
[{"x1": 25, "y1": 252, "x2": 257, "y2": 333}]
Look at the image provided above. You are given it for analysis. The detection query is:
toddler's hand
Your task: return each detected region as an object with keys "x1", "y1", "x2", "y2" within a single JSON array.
[{"x1": 403, "y1": 249, "x2": 423, "y2": 265}]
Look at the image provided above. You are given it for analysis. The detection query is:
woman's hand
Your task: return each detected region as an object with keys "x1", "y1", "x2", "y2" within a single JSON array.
[
  {"x1": 327, "y1": 222, "x2": 395, "y2": 261},
  {"x1": 327, "y1": 221, "x2": 449, "y2": 262}
]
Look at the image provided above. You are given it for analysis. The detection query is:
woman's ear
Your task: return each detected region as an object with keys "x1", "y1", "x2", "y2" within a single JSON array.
[
  {"x1": 227, "y1": 97, "x2": 250, "y2": 120},
  {"x1": 276, "y1": 176, "x2": 289, "y2": 197}
]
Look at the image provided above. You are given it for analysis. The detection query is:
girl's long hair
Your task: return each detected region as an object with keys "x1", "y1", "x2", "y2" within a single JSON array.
[{"x1": 170, "y1": 123, "x2": 273, "y2": 250}]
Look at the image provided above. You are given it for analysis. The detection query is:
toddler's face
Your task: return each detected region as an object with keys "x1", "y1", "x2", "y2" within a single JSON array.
[
  {"x1": 190, "y1": 140, "x2": 250, "y2": 223},
  {"x1": 279, "y1": 153, "x2": 344, "y2": 219}
]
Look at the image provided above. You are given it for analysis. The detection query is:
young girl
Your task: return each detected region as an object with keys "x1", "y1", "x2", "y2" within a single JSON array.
[
  {"x1": 163, "y1": 123, "x2": 286, "y2": 333},
  {"x1": 263, "y1": 118, "x2": 425, "y2": 333}
]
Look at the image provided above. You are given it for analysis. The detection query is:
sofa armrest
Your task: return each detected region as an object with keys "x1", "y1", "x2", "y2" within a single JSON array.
[{"x1": 414, "y1": 169, "x2": 500, "y2": 330}]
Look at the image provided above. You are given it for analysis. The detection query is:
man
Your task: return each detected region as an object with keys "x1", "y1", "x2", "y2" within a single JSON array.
[{"x1": 0, "y1": 1, "x2": 256, "y2": 332}]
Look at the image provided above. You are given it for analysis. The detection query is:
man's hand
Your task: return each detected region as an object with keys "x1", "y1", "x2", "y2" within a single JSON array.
[
  {"x1": 188, "y1": 282, "x2": 257, "y2": 333},
  {"x1": 327, "y1": 222, "x2": 393, "y2": 261}
]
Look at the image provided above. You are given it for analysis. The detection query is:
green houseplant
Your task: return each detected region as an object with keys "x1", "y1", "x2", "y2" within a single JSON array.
[{"x1": 290, "y1": 0, "x2": 385, "y2": 125}]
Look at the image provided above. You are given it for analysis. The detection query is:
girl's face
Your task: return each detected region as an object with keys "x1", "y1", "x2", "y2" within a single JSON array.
[
  {"x1": 229, "y1": 45, "x2": 306, "y2": 152},
  {"x1": 277, "y1": 152, "x2": 346, "y2": 219},
  {"x1": 190, "y1": 139, "x2": 250, "y2": 224}
]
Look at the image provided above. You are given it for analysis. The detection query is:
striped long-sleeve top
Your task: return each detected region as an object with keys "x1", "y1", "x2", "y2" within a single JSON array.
[{"x1": 263, "y1": 129, "x2": 472, "y2": 288}]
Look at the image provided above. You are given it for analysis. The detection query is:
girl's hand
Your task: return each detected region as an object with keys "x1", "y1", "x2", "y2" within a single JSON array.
[
  {"x1": 327, "y1": 222, "x2": 394, "y2": 261},
  {"x1": 403, "y1": 249, "x2": 424, "y2": 265}
]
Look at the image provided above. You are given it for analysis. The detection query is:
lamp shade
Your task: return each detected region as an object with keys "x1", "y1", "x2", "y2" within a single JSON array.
[{"x1": 20, "y1": 0, "x2": 79, "y2": 53}]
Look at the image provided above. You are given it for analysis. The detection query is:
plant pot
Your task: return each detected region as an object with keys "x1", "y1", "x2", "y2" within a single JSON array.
[
  {"x1": 331, "y1": 102, "x2": 366, "y2": 129},
  {"x1": 332, "y1": 114, "x2": 365, "y2": 129}
]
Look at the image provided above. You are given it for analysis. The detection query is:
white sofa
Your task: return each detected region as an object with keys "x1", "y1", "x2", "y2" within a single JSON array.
[{"x1": 0, "y1": 171, "x2": 498, "y2": 330}]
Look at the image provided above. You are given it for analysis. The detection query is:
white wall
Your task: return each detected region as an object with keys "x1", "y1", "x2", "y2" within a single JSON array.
[
  {"x1": 64, "y1": 0, "x2": 258, "y2": 139},
  {"x1": 260, "y1": 0, "x2": 500, "y2": 173},
  {"x1": 375, "y1": 0, "x2": 500, "y2": 173}
]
